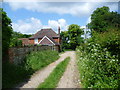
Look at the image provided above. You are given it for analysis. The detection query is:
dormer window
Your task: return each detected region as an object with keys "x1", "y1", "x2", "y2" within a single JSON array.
[{"x1": 34, "y1": 38, "x2": 38, "y2": 44}]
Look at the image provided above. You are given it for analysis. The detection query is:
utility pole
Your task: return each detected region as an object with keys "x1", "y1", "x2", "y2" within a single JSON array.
[
  {"x1": 118, "y1": 1, "x2": 120, "y2": 14},
  {"x1": 85, "y1": 25, "x2": 87, "y2": 43},
  {"x1": 84, "y1": 25, "x2": 87, "y2": 52}
]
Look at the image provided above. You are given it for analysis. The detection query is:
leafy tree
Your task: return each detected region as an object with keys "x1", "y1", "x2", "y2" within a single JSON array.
[
  {"x1": 88, "y1": 6, "x2": 120, "y2": 56},
  {"x1": 60, "y1": 31, "x2": 70, "y2": 50},
  {"x1": 68, "y1": 24, "x2": 84, "y2": 49},
  {"x1": 1, "y1": 8, "x2": 13, "y2": 60},
  {"x1": 88, "y1": 6, "x2": 120, "y2": 33},
  {"x1": 88, "y1": 6, "x2": 110, "y2": 33},
  {"x1": 61, "y1": 24, "x2": 84, "y2": 50}
]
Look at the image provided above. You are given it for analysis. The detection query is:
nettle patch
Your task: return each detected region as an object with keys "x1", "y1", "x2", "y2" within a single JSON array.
[{"x1": 77, "y1": 42, "x2": 119, "y2": 88}]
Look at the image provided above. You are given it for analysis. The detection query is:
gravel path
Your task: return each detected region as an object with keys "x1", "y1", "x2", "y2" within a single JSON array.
[
  {"x1": 57, "y1": 51, "x2": 81, "y2": 88},
  {"x1": 17, "y1": 51, "x2": 81, "y2": 88}
]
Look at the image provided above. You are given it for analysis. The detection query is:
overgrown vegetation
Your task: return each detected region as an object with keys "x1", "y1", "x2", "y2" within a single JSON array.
[
  {"x1": 2, "y1": 62, "x2": 33, "y2": 88},
  {"x1": 25, "y1": 50, "x2": 60, "y2": 71},
  {"x1": 2, "y1": 50, "x2": 59, "y2": 88},
  {"x1": 76, "y1": 6, "x2": 120, "y2": 88},
  {"x1": 77, "y1": 43, "x2": 119, "y2": 88},
  {"x1": 37, "y1": 57, "x2": 70, "y2": 88}
]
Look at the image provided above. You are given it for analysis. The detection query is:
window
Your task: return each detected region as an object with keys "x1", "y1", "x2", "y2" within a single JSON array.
[{"x1": 34, "y1": 38, "x2": 38, "y2": 44}]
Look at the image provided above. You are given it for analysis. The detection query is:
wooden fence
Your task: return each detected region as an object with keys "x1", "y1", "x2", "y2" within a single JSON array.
[{"x1": 8, "y1": 45, "x2": 58, "y2": 65}]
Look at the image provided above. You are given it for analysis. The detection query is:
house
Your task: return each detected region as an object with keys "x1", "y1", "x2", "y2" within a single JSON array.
[{"x1": 19, "y1": 27, "x2": 61, "y2": 51}]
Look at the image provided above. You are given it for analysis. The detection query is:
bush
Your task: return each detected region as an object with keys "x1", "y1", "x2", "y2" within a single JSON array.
[
  {"x1": 76, "y1": 42, "x2": 119, "y2": 88},
  {"x1": 91, "y1": 29, "x2": 120, "y2": 56}
]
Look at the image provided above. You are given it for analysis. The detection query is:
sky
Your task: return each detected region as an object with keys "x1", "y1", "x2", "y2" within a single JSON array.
[{"x1": 2, "y1": 0, "x2": 119, "y2": 36}]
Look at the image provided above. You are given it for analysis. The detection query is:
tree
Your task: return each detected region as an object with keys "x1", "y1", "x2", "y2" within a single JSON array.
[
  {"x1": 88, "y1": 6, "x2": 120, "y2": 33},
  {"x1": 68, "y1": 24, "x2": 84, "y2": 49},
  {"x1": 88, "y1": 6, "x2": 110, "y2": 33},
  {"x1": 61, "y1": 24, "x2": 84, "y2": 50},
  {"x1": 87, "y1": 6, "x2": 120, "y2": 58},
  {"x1": 60, "y1": 31, "x2": 70, "y2": 50},
  {"x1": 1, "y1": 8, "x2": 13, "y2": 60}
]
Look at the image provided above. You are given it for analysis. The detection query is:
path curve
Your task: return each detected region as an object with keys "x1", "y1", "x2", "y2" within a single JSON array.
[{"x1": 17, "y1": 51, "x2": 81, "y2": 88}]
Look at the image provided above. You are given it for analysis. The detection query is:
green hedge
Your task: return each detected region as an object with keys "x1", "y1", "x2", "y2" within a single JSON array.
[{"x1": 76, "y1": 43, "x2": 119, "y2": 88}]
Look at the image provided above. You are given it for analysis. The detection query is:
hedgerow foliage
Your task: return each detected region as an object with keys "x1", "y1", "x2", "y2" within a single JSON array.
[
  {"x1": 77, "y1": 42, "x2": 119, "y2": 88},
  {"x1": 76, "y1": 6, "x2": 120, "y2": 88}
]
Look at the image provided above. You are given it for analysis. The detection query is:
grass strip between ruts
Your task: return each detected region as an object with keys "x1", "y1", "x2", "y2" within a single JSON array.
[{"x1": 37, "y1": 57, "x2": 70, "y2": 89}]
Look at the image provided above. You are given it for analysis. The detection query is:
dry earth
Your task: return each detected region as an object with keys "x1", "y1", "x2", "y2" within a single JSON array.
[{"x1": 17, "y1": 51, "x2": 81, "y2": 89}]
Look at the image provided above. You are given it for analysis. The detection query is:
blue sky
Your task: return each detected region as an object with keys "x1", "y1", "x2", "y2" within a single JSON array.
[{"x1": 3, "y1": 0, "x2": 119, "y2": 35}]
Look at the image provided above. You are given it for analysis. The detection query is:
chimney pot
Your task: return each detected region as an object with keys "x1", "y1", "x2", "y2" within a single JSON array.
[{"x1": 58, "y1": 26, "x2": 60, "y2": 35}]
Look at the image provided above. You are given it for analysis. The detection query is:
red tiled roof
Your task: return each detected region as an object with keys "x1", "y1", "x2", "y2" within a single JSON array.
[{"x1": 29, "y1": 28, "x2": 59, "y2": 39}]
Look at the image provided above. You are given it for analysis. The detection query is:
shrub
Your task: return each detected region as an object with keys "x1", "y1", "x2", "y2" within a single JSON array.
[
  {"x1": 91, "y1": 29, "x2": 120, "y2": 56},
  {"x1": 77, "y1": 42, "x2": 119, "y2": 88}
]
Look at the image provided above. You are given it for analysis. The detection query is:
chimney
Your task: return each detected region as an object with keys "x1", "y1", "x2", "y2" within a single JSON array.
[
  {"x1": 58, "y1": 26, "x2": 60, "y2": 44},
  {"x1": 58, "y1": 26, "x2": 60, "y2": 35}
]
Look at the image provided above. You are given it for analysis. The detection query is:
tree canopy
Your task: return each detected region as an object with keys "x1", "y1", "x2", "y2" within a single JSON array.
[
  {"x1": 61, "y1": 24, "x2": 84, "y2": 50},
  {"x1": 1, "y1": 8, "x2": 13, "y2": 59},
  {"x1": 87, "y1": 6, "x2": 120, "y2": 57},
  {"x1": 88, "y1": 6, "x2": 120, "y2": 33}
]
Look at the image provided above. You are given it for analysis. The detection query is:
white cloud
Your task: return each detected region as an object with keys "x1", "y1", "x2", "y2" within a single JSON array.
[
  {"x1": 6, "y1": 1, "x2": 118, "y2": 17},
  {"x1": 4, "y1": 0, "x2": 119, "y2": 2},
  {"x1": 48, "y1": 19, "x2": 68, "y2": 32},
  {"x1": 12, "y1": 18, "x2": 68, "y2": 34},
  {"x1": 86, "y1": 16, "x2": 91, "y2": 24},
  {"x1": 12, "y1": 17, "x2": 43, "y2": 34}
]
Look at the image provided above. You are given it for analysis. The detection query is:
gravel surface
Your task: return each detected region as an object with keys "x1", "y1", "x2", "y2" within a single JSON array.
[
  {"x1": 17, "y1": 51, "x2": 81, "y2": 89},
  {"x1": 57, "y1": 51, "x2": 81, "y2": 88}
]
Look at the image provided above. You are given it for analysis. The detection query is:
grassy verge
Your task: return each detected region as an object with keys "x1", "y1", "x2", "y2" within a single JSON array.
[
  {"x1": 25, "y1": 50, "x2": 60, "y2": 71},
  {"x1": 2, "y1": 50, "x2": 59, "y2": 88},
  {"x1": 37, "y1": 57, "x2": 70, "y2": 88}
]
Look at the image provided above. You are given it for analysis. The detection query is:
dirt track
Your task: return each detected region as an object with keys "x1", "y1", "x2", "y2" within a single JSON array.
[
  {"x1": 57, "y1": 51, "x2": 80, "y2": 88},
  {"x1": 17, "y1": 51, "x2": 81, "y2": 88}
]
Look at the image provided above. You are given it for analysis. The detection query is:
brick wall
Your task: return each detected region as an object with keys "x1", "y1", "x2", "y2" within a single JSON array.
[
  {"x1": 29, "y1": 39, "x2": 34, "y2": 45},
  {"x1": 8, "y1": 46, "x2": 58, "y2": 65}
]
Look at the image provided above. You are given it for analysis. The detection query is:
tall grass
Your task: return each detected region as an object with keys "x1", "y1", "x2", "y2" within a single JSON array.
[
  {"x1": 3, "y1": 50, "x2": 60, "y2": 88},
  {"x1": 25, "y1": 50, "x2": 60, "y2": 71},
  {"x1": 37, "y1": 57, "x2": 70, "y2": 88}
]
